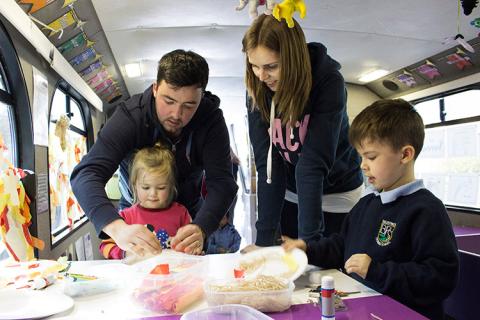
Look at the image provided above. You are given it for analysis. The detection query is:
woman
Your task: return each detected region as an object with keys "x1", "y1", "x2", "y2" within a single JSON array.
[{"x1": 242, "y1": 14, "x2": 363, "y2": 246}]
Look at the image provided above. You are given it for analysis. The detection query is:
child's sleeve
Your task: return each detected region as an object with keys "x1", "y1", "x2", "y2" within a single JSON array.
[
  {"x1": 99, "y1": 238, "x2": 125, "y2": 260},
  {"x1": 364, "y1": 203, "x2": 459, "y2": 309},
  {"x1": 206, "y1": 232, "x2": 218, "y2": 254},
  {"x1": 305, "y1": 212, "x2": 349, "y2": 269},
  {"x1": 228, "y1": 227, "x2": 242, "y2": 253},
  {"x1": 305, "y1": 233, "x2": 345, "y2": 269}
]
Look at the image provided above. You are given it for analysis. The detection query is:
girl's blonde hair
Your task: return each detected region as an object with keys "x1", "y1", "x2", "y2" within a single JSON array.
[
  {"x1": 129, "y1": 143, "x2": 177, "y2": 205},
  {"x1": 242, "y1": 14, "x2": 312, "y2": 125}
]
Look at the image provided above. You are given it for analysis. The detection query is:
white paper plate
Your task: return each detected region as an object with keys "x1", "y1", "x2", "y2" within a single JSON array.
[
  {"x1": 0, "y1": 289, "x2": 74, "y2": 319},
  {"x1": 238, "y1": 246, "x2": 307, "y2": 281}
]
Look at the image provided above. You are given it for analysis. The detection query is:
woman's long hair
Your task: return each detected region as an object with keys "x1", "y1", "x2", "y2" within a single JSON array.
[{"x1": 242, "y1": 14, "x2": 312, "y2": 125}]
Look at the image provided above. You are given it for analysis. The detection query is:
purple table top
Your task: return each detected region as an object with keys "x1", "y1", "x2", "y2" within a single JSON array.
[
  {"x1": 139, "y1": 295, "x2": 427, "y2": 320},
  {"x1": 456, "y1": 234, "x2": 480, "y2": 256},
  {"x1": 453, "y1": 226, "x2": 480, "y2": 236}
]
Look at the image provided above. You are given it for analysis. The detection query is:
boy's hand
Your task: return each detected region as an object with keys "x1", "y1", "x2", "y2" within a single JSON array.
[
  {"x1": 344, "y1": 253, "x2": 372, "y2": 279},
  {"x1": 281, "y1": 235, "x2": 307, "y2": 252}
]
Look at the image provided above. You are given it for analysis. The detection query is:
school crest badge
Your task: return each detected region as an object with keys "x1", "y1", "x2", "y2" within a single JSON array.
[{"x1": 376, "y1": 219, "x2": 396, "y2": 246}]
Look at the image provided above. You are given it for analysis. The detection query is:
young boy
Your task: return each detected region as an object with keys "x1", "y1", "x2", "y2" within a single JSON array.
[{"x1": 283, "y1": 99, "x2": 459, "y2": 320}]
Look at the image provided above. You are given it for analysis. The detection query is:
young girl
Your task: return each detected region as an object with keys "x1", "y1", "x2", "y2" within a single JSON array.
[{"x1": 99, "y1": 144, "x2": 191, "y2": 259}]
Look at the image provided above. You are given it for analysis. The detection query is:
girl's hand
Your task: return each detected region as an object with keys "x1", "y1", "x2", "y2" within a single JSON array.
[
  {"x1": 281, "y1": 235, "x2": 307, "y2": 252},
  {"x1": 344, "y1": 253, "x2": 372, "y2": 279}
]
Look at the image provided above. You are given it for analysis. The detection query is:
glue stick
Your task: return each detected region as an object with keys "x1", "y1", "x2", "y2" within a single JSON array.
[{"x1": 321, "y1": 276, "x2": 335, "y2": 320}]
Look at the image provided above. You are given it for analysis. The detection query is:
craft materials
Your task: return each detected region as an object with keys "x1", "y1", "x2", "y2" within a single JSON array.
[
  {"x1": 321, "y1": 276, "x2": 335, "y2": 320},
  {"x1": 32, "y1": 274, "x2": 56, "y2": 290}
]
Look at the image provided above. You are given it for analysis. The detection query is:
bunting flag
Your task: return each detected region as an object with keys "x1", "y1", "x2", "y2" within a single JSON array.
[
  {"x1": 105, "y1": 91, "x2": 123, "y2": 104},
  {"x1": 94, "y1": 78, "x2": 115, "y2": 93},
  {"x1": 57, "y1": 32, "x2": 94, "y2": 54},
  {"x1": 87, "y1": 69, "x2": 109, "y2": 87},
  {"x1": 79, "y1": 60, "x2": 103, "y2": 78},
  {"x1": 69, "y1": 47, "x2": 101, "y2": 66},
  {"x1": 46, "y1": 10, "x2": 85, "y2": 37},
  {"x1": 98, "y1": 83, "x2": 118, "y2": 97},
  {"x1": 62, "y1": 0, "x2": 78, "y2": 8},
  {"x1": 415, "y1": 60, "x2": 441, "y2": 80},
  {"x1": 18, "y1": 0, "x2": 54, "y2": 14},
  {"x1": 446, "y1": 48, "x2": 472, "y2": 70},
  {"x1": 396, "y1": 70, "x2": 417, "y2": 87}
]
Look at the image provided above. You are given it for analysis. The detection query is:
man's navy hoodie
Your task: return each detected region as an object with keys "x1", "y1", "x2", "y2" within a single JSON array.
[
  {"x1": 71, "y1": 86, "x2": 238, "y2": 238},
  {"x1": 247, "y1": 42, "x2": 363, "y2": 245}
]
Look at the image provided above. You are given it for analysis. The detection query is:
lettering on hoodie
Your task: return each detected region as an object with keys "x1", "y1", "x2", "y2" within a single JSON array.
[{"x1": 272, "y1": 114, "x2": 310, "y2": 164}]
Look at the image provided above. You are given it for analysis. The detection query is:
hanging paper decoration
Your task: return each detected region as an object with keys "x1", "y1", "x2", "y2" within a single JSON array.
[
  {"x1": 69, "y1": 47, "x2": 101, "y2": 66},
  {"x1": 79, "y1": 60, "x2": 103, "y2": 78},
  {"x1": 461, "y1": 0, "x2": 479, "y2": 16},
  {"x1": 446, "y1": 48, "x2": 472, "y2": 70},
  {"x1": 18, "y1": 0, "x2": 55, "y2": 14},
  {"x1": 87, "y1": 69, "x2": 109, "y2": 87},
  {"x1": 396, "y1": 71, "x2": 417, "y2": 87},
  {"x1": 444, "y1": 1, "x2": 476, "y2": 52},
  {"x1": 272, "y1": 0, "x2": 307, "y2": 28},
  {"x1": 415, "y1": 60, "x2": 441, "y2": 80},
  {"x1": 471, "y1": 17, "x2": 480, "y2": 27},
  {"x1": 46, "y1": 10, "x2": 85, "y2": 37},
  {"x1": 62, "y1": 0, "x2": 78, "y2": 8},
  {"x1": 98, "y1": 83, "x2": 118, "y2": 98},
  {"x1": 57, "y1": 32, "x2": 94, "y2": 54},
  {"x1": 0, "y1": 134, "x2": 44, "y2": 262},
  {"x1": 94, "y1": 78, "x2": 115, "y2": 93},
  {"x1": 106, "y1": 91, "x2": 123, "y2": 104},
  {"x1": 235, "y1": 0, "x2": 276, "y2": 19}
]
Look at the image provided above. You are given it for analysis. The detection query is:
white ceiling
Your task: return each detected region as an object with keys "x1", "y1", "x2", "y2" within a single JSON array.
[{"x1": 91, "y1": 0, "x2": 479, "y2": 122}]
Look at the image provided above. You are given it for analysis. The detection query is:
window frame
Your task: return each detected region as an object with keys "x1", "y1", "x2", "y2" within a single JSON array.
[
  {"x1": 0, "y1": 20, "x2": 34, "y2": 259},
  {"x1": 412, "y1": 84, "x2": 480, "y2": 214},
  {"x1": 48, "y1": 80, "x2": 92, "y2": 247}
]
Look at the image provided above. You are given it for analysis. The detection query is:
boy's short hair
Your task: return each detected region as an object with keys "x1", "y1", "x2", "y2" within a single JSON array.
[{"x1": 349, "y1": 99, "x2": 425, "y2": 159}]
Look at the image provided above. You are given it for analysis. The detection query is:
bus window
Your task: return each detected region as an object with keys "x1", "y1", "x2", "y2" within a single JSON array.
[
  {"x1": 0, "y1": 102, "x2": 16, "y2": 165},
  {"x1": 414, "y1": 89, "x2": 480, "y2": 211},
  {"x1": 0, "y1": 46, "x2": 18, "y2": 261},
  {"x1": 48, "y1": 88, "x2": 88, "y2": 244}
]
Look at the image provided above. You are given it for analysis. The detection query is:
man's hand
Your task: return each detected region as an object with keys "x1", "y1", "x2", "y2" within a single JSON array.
[
  {"x1": 281, "y1": 235, "x2": 307, "y2": 252},
  {"x1": 103, "y1": 219, "x2": 162, "y2": 257},
  {"x1": 344, "y1": 253, "x2": 372, "y2": 279},
  {"x1": 171, "y1": 224, "x2": 205, "y2": 255}
]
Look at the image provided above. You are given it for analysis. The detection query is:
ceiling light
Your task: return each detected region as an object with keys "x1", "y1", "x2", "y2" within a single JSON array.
[
  {"x1": 358, "y1": 69, "x2": 389, "y2": 83},
  {"x1": 125, "y1": 63, "x2": 142, "y2": 78}
]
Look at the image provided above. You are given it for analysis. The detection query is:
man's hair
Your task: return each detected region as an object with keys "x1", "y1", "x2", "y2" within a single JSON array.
[
  {"x1": 242, "y1": 14, "x2": 311, "y2": 125},
  {"x1": 129, "y1": 143, "x2": 177, "y2": 205},
  {"x1": 349, "y1": 99, "x2": 425, "y2": 159},
  {"x1": 156, "y1": 49, "x2": 209, "y2": 90}
]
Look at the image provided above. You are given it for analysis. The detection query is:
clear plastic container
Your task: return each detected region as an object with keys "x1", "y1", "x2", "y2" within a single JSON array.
[
  {"x1": 63, "y1": 263, "x2": 133, "y2": 297},
  {"x1": 180, "y1": 304, "x2": 274, "y2": 320},
  {"x1": 204, "y1": 277, "x2": 294, "y2": 313},
  {"x1": 130, "y1": 254, "x2": 206, "y2": 314}
]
